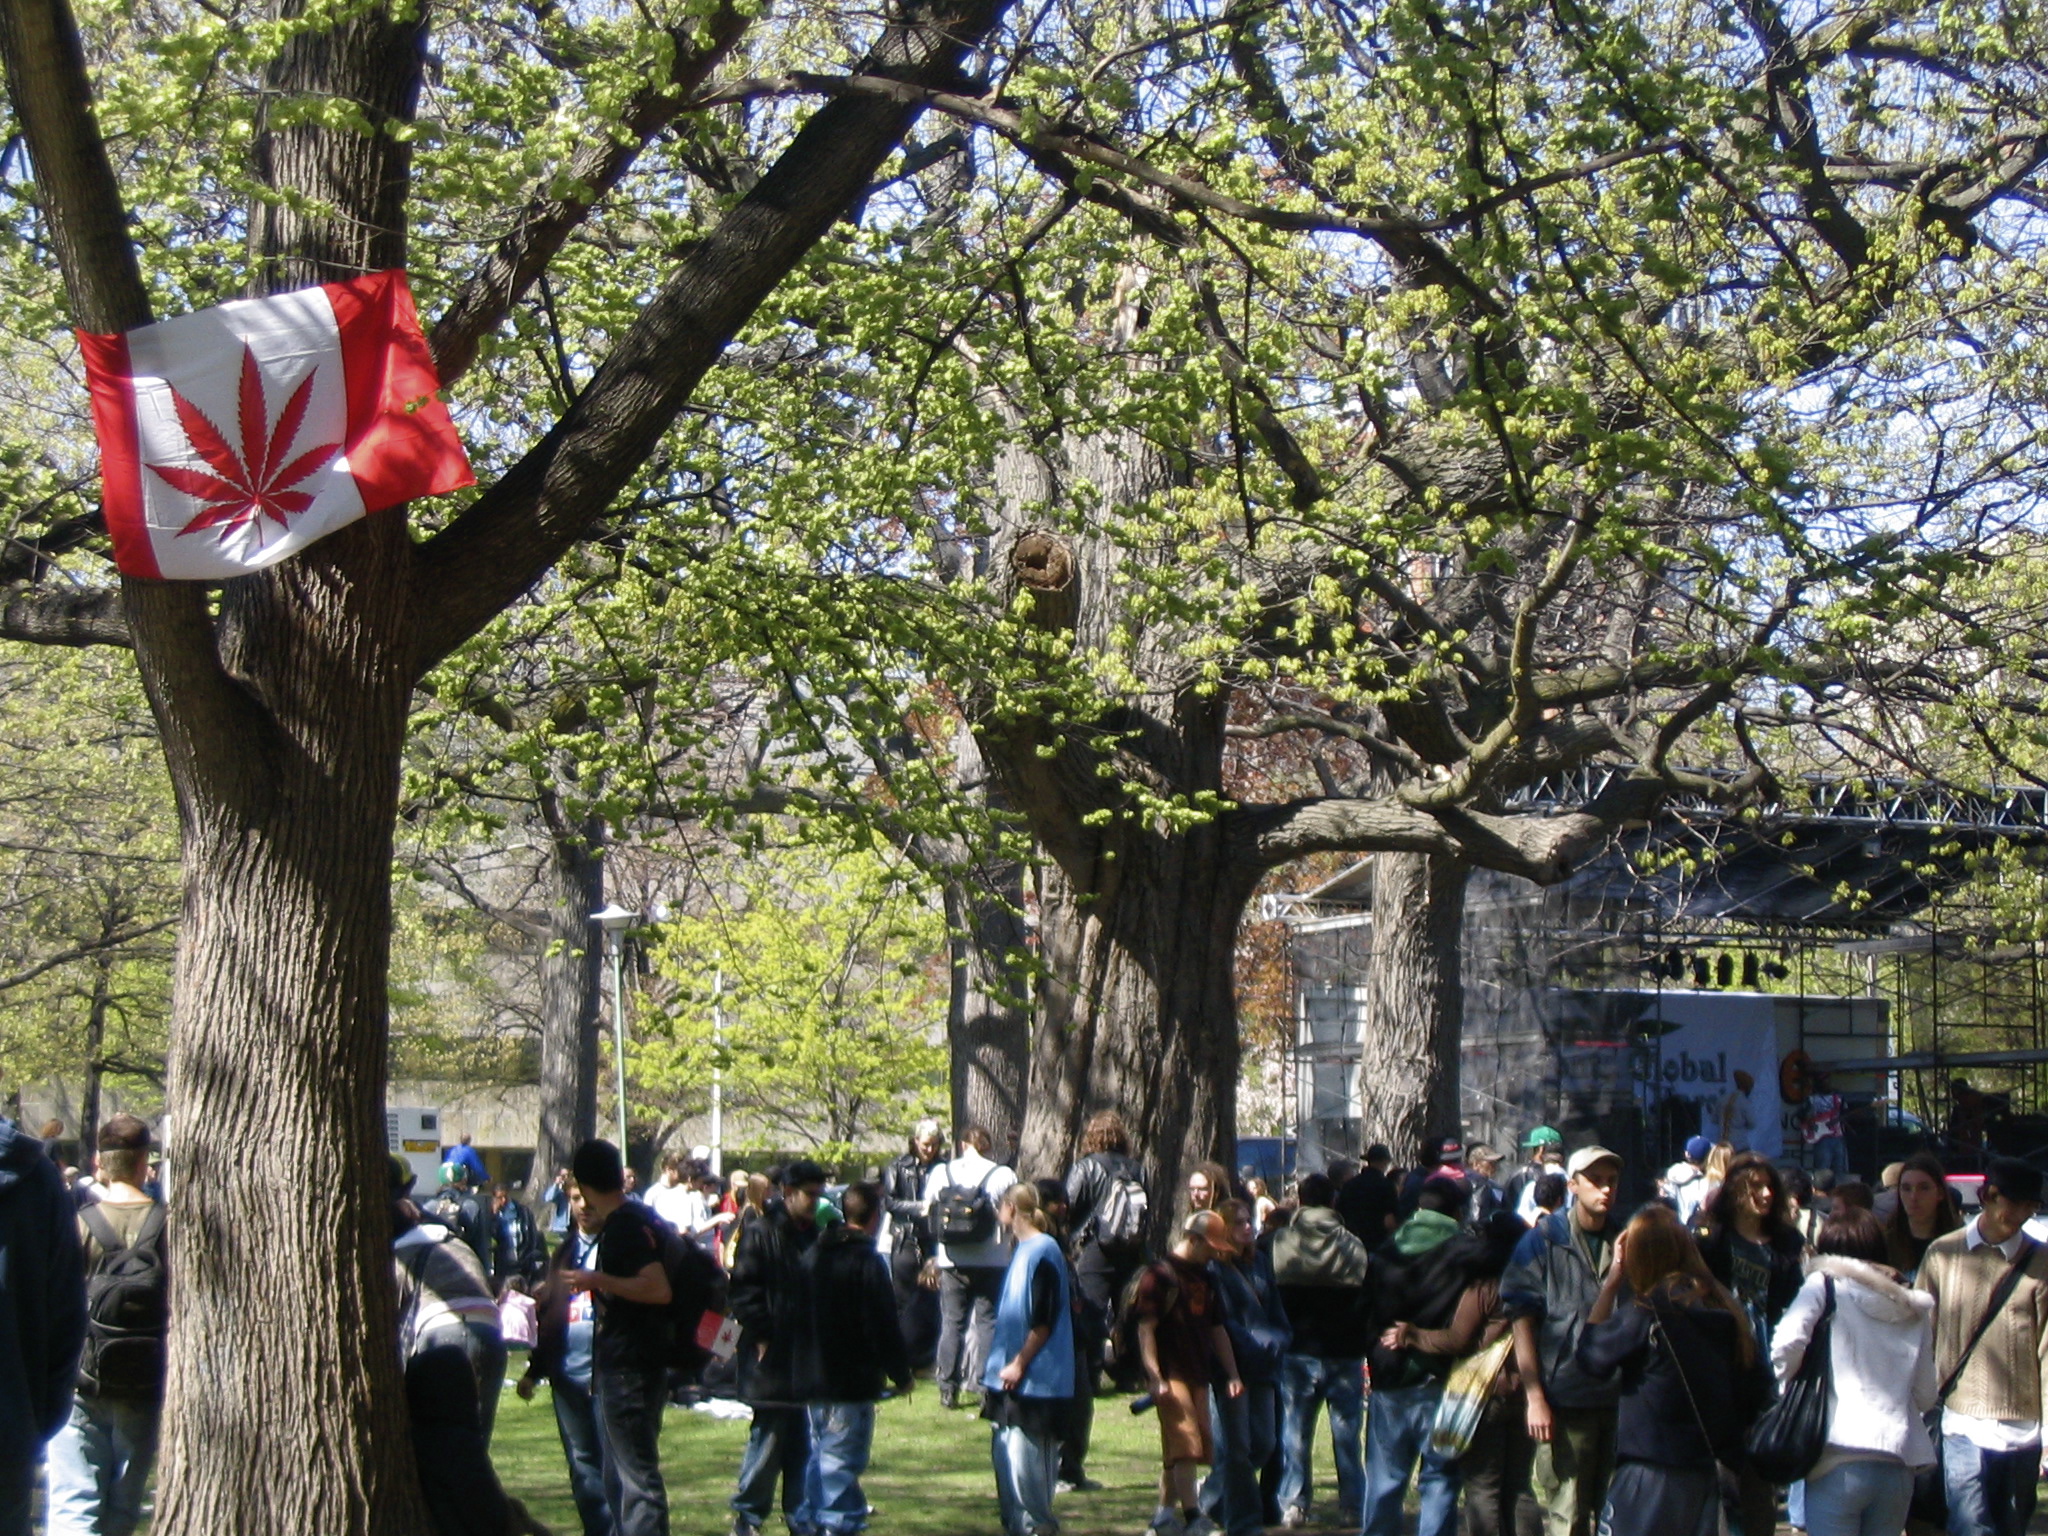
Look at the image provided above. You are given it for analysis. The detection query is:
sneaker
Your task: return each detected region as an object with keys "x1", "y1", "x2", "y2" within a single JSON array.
[
  {"x1": 1056, "y1": 1476, "x2": 1102, "y2": 1494},
  {"x1": 729, "y1": 1519, "x2": 760, "y2": 1536},
  {"x1": 1147, "y1": 1508, "x2": 1186, "y2": 1536},
  {"x1": 938, "y1": 1385, "x2": 958, "y2": 1410},
  {"x1": 1278, "y1": 1508, "x2": 1308, "y2": 1530},
  {"x1": 1183, "y1": 1519, "x2": 1219, "y2": 1536}
]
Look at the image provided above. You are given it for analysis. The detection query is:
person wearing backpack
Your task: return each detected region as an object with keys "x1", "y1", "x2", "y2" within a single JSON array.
[
  {"x1": 1062, "y1": 1110, "x2": 1150, "y2": 1484},
  {"x1": 924, "y1": 1127, "x2": 1016, "y2": 1410},
  {"x1": 425, "y1": 1163, "x2": 495, "y2": 1275},
  {"x1": 44, "y1": 1115, "x2": 159, "y2": 1536},
  {"x1": 727, "y1": 1158, "x2": 829, "y2": 1536}
]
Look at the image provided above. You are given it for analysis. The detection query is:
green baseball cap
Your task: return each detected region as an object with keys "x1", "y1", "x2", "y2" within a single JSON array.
[{"x1": 1523, "y1": 1126, "x2": 1562, "y2": 1149}]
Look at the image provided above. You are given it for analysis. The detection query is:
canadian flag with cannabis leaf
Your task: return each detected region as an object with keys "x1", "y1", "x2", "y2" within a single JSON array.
[{"x1": 79, "y1": 270, "x2": 473, "y2": 580}]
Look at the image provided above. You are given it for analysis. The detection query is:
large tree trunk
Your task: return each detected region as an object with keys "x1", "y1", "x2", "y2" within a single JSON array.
[
  {"x1": 1356, "y1": 850, "x2": 1470, "y2": 1164},
  {"x1": 1015, "y1": 821, "x2": 1250, "y2": 1205},
  {"x1": 535, "y1": 793, "x2": 605, "y2": 1189}
]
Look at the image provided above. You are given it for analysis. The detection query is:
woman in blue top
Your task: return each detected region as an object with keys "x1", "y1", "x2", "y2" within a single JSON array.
[{"x1": 982, "y1": 1182, "x2": 1076, "y2": 1536}]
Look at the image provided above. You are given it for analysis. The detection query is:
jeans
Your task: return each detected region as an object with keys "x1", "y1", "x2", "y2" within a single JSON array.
[
  {"x1": 1364, "y1": 1381, "x2": 1460, "y2": 1536},
  {"x1": 734, "y1": 1404, "x2": 812, "y2": 1531},
  {"x1": 552, "y1": 1376, "x2": 618, "y2": 1536},
  {"x1": 1788, "y1": 1479, "x2": 1806, "y2": 1529},
  {"x1": 0, "y1": 1461, "x2": 32, "y2": 1536},
  {"x1": 1530, "y1": 1405, "x2": 1616, "y2": 1536},
  {"x1": 1201, "y1": 1380, "x2": 1278, "y2": 1535},
  {"x1": 1803, "y1": 1459, "x2": 1912, "y2": 1536},
  {"x1": 937, "y1": 1266, "x2": 1004, "y2": 1392},
  {"x1": 805, "y1": 1402, "x2": 876, "y2": 1535},
  {"x1": 45, "y1": 1393, "x2": 160, "y2": 1536},
  {"x1": 595, "y1": 1362, "x2": 671, "y2": 1536},
  {"x1": 991, "y1": 1422, "x2": 1060, "y2": 1536},
  {"x1": 1942, "y1": 1432, "x2": 2040, "y2": 1536},
  {"x1": 1810, "y1": 1136, "x2": 1849, "y2": 1176},
  {"x1": 1277, "y1": 1353, "x2": 1366, "y2": 1523}
]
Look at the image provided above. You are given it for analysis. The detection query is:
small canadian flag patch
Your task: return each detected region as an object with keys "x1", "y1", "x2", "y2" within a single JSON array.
[{"x1": 78, "y1": 270, "x2": 473, "y2": 580}]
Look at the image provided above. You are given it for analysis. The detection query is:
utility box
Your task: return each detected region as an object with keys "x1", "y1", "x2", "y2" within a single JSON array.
[{"x1": 387, "y1": 1106, "x2": 443, "y2": 1195}]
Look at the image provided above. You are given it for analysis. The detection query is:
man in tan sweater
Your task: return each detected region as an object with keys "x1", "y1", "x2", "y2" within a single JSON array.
[{"x1": 1917, "y1": 1157, "x2": 2048, "y2": 1536}]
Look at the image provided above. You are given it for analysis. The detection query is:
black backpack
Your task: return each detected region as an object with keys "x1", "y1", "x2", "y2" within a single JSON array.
[
  {"x1": 650, "y1": 1213, "x2": 728, "y2": 1373},
  {"x1": 1110, "y1": 1262, "x2": 1175, "y2": 1376},
  {"x1": 79, "y1": 1202, "x2": 169, "y2": 1399},
  {"x1": 929, "y1": 1164, "x2": 999, "y2": 1247}
]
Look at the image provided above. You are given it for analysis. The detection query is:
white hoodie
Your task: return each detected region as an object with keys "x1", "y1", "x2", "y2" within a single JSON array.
[
  {"x1": 1662, "y1": 1160, "x2": 1705, "y2": 1225},
  {"x1": 1771, "y1": 1254, "x2": 1939, "y2": 1471}
]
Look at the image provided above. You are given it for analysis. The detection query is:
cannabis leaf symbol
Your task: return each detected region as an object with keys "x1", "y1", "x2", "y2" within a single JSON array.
[{"x1": 147, "y1": 343, "x2": 341, "y2": 541}]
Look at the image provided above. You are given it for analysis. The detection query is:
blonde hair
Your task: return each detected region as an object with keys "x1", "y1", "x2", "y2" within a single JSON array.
[
  {"x1": 1702, "y1": 1142, "x2": 1735, "y2": 1184},
  {"x1": 1003, "y1": 1180, "x2": 1050, "y2": 1235}
]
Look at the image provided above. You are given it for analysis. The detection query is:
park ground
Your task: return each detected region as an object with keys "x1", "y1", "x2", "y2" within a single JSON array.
[{"x1": 489, "y1": 1380, "x2": 2048, "y2": 1536}]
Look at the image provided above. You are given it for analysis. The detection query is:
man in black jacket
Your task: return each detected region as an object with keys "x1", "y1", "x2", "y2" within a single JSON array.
[
  {"x1": 0, "y1": 1113, "x2": 85, "y2": 1536},
  {"x1": 881, "y1": 1120, "x2": 944, "y2": 1367},
  {"x1": 728, "y1": 1158, "x2": 828, "y2": 1536},
  {"x1": 1336, "y1": 1146, "x2": 1399, "y2": 1250},
  {"x1": 795, "y1": 1183, "x2": 913, "y2": 1536}
]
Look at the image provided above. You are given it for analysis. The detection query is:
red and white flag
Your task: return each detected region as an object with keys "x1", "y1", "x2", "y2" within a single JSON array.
[{"x1": 79, "y1": 269, "x2": 473, "y2": 580}]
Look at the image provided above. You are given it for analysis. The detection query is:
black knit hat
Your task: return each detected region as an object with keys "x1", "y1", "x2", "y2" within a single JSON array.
[{"x1": 1985, "y1": 1157, "x2": 2043, "y2": 1207}]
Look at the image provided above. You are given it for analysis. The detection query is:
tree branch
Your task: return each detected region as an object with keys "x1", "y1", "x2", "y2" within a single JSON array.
[
  {"x1": 411, "y1": 0, "x2": 1016, "y2": 672},
  {"x1": 0, "y1": 584, "x2": 130, "y2": 646},
  {"x1": 427, "y1": 4, "x2": 752, "y2": 386}
]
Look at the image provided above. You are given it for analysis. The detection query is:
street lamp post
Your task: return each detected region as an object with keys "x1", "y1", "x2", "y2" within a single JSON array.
[
  {"x1": 710, "y1": 968, "x2": 725, "y2": 1177},
  {"x1": 592, "y1": 903, "x2": 638, "y2": 1156}
]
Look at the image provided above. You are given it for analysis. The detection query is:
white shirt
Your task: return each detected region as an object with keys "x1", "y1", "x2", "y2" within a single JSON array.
[
  {"x1": 922, "y1": 1149, "x2": 1016, "y2": 1269},
  {"x1": 647, "y1": 1180, "x2": 702, "y2": 1232},
  {"x1": 1943, "y1": 1217, "x2": 2041, "y2": 1452}
]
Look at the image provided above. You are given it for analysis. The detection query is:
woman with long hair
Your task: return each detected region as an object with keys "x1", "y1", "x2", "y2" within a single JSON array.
[
  {"x1": 981, "y1": 1182, "x2": 1076, "y2": 1536},
  {"x1": 1771, "y1": 1208, "x2": 1937, "y2": 1536},
  {"x1": 1697, "y1": 1151, "x2": 1807, "y2": 1536},
  {"x1": 1880, "y1": 1153, "x2": 1959, "y2": 1282},
  {"x1": 1185, "y1": 1160, "x2": 1232, "y2": 1220},
  {"x1": 1576, "y1": 1206, "x2": 1762, "y2": 1536}
]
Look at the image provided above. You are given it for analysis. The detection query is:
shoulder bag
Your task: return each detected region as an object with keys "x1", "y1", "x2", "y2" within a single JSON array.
[{"x1": 1744, "y1": 1276, "x2": 1835, "y2": 1483}]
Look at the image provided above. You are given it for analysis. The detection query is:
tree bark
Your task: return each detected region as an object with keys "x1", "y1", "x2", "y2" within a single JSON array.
[
  {"x1": 1356, "y1": 850, "x2": 1470, "y2": 1163},
  {"x1": 534, "y1": 792, "x2": 605, "y2": 1192},
  {"x1": 78, "y1": 954, "x2": 110, "y2": 1148},
  {"x1": 944, "y1": 870, "x2": 1029, "y2": 1156},
  {"x1": 1018, "y1": 822, "x2": 1251, "y2": 1208}
]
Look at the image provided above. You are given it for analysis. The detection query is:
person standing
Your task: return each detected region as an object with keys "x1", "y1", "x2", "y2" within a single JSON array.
[
  {"x1": 981, "y1": 1183, "x2": 1075, "y2": 1536},
  {"x1": 1575, "y1": 1205, "x2": 1761, "y2": 1536},
  {"x1": 1337, "y1": 1146, "x2": 1400, "y2": 1249},
  {"x1": 1696, "y1": 1150, "x2": 1805, "y2": 1536},
  {"x1": 1063, "y1": 1110, "x2": 1150, "y2": 1484},
  {"x1": 518, "y1": 1183, "x2": 617, "y2": 1536},
  {"x1": 1135, "y1": 1211, "x2": 1242, "y2": 1536},
  {"x1": 1803, "y1": 1073, "x2": 1851, "y2": 1177},
  {"x1": 1199, "y1": 1199, "x2": 1290, "y2": 1536},
  {"x1": 545, "y1": 1168, "x2": 575, "y2": 1238},
  {"x1": 1503, "y1": 1146, "x2": 1625, "y2": 1536},
  {"x1": 925, "y1": 1128, "x2": 1017, "y2": 1410},
  {"x1": 796, "y1": 1183, "x2": 912, "y2": 1536},
  {"x1": 491, "y1": 1182, "x2": 548, "y2": 1291},
  {"x1": 1270, "y1": 1172, "x2": 1371, "y2": 1530},
  {"x1": 1717, "y1": 1071, "x2": 1759, "y2": 1151},
  {"x1": 1362, "y1": 1177, "x2": 1473, "y2": 1536},
  {"x1": 1915, "y1": 1157, "x2": 2048, "y2": 1536},
  {"x1": 882, "y1": 1120, "x2": 945, "y2": 1369},
  {"x1": 445, "y1": 1133, "x2": 491, "y2": 1189},
  {"x1": 1503, "y1": 1130, "x2": 1564, "y2": 1224},
  {"x1": 562, "y1": 1140, "x2": 675, "y2": 1536},
  {"x1": 1662, "y1": 1137, "x2": 1712, "y2": 1227},
  {"x1": 1467, "y1": 1147, "x2": 1507, "y2": 1225},
  {"x1": 727, "y1": 1158, "x2": 829, "y2": 1536},
  {"x1": 45, "y1": 1116, "x2": 166, "y2": 1536},
  {"x1": 1883, "y1": 1153, "x2": 1960, "y2": 1282},
  {"x1": 646, "y1": 1158, "x2": 698, "y2": 1234},
  {"x1": 1771, "y1": 1208, "x2": 1937, "y2": 1536}
]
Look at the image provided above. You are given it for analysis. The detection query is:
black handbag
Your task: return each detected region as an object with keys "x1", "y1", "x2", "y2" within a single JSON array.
[{"x1": 1744, "y1": 1276, "x2": 1835, "y2": 1483}]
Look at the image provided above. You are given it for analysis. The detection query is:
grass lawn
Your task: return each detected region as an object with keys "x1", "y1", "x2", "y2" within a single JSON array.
[{"x1": 491, "y1": 1381, "x2": 1332, "y2": 1536}]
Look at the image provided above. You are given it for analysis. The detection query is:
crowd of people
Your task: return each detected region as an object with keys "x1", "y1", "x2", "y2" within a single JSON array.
[{"x1": 2, "y1": 1105, "x2": 2047, "y2": 1536}]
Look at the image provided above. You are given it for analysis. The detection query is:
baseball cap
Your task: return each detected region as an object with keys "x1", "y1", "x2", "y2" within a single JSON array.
[
  {"x1": 690, "y1": 1144, "x2": 712, "y2": 1163},
  {"x1": 1183, "y1": 1210, "x2": 1232, "y2": 1254},
  {"x1": 1684, "y1": 1135, "x2": 1713, "y2": 1162},
  {"x1": 1524, "y1": 1126, "x2": 1562, "y2": 1149},
  {"x1": 389, "y1": 1155, "x2": 417, "y2": 1196},
  {"x1": 1436, "y1": 1138, "x2": 1465, "y2": 1162},
  {"x1": 1567, "y1": 1146, "x2": 1623, "y2": 1178}
]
